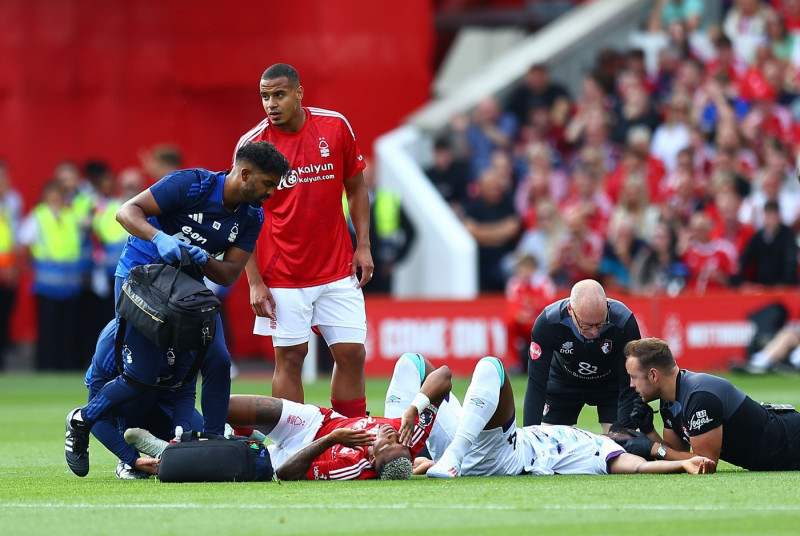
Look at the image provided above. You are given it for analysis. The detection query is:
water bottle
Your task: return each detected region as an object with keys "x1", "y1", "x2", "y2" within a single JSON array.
[{"x1": 171, "y1": 425, "x2": 183, "y2": 443}]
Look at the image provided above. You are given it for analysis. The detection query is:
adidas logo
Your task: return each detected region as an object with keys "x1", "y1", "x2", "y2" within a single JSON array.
[{"x1": 188, "y1": 213, "x2": 203, "y2": 224}]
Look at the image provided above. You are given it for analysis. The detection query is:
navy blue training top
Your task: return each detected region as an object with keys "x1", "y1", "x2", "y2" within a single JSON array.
[{"x1": 115, "y1": 169, "x2": 263, "y2": 281}]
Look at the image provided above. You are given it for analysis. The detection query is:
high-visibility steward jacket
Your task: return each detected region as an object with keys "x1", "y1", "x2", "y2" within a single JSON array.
[
  {"x1": 373, "y1": 190, "x2": 401, "y2": 239},
  {"x1": 342, "y1": 189, "x2": 402, "y2": 237},
  {"x1": 92, "y1": 199, "x2": 128, "y2": 277},
  {"x1": 0, "y1": 207, "x2": 16, "y2": 286},
  {"x1": 29, "y1": 204, "x2": 82, "y2": 299},
  {"x1": 0, "y1": 208, "x2": 15, "y2": 267}
]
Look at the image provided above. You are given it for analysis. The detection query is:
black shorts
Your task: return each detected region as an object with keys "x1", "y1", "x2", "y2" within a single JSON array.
[
  {"x1": 542, "y1": 381, "x2": 618, "y2": 426},
  {"x1": 778, "y1": 411, "x2": 800, "y2": 470}
]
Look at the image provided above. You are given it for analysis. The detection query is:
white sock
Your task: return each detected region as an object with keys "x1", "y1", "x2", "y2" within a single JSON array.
[
  {"x1": 427, "y1": 393, "x2": 461, "y2": 461},
  {"x1": 384, "y1": 353, "x2": 424, "y2": 418},
  {"x1": 789, "y1": 346, "x2": 800, "y2": 368},
  {"x1": 750, "y1": 351, "x2": 770, "y2": 369},
  {"x1": 442, "y1": 357, "x2": 502, "y2": 463}
]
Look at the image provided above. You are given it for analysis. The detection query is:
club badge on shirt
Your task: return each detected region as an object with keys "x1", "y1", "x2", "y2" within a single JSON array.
[{"x1": 318, "y1": 138, "x2": 330, "y2": 157}]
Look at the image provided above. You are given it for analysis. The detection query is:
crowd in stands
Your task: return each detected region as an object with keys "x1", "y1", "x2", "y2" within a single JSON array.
[
  {"x1": 0, "y1": 147, "x2": 180, "y2": 371},
  {"x1": 7, "y1": 1, "x2": 800, "y2": 372},
  {"x1": 425, "y1": 0, "x2": 800, "y2": 307}
]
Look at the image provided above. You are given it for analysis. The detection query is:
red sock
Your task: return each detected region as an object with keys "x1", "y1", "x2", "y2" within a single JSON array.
[
  {"x1": 233, "y1": 426, "x2": 254, "y2": 437},
  {"x1": 331, "y1": 396, "x2": 367, "y2": 417}
]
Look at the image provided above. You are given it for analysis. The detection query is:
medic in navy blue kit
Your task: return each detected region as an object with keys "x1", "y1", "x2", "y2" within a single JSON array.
[
  {"x1": 64, "y1": 141, "x2": 290, "y2": 478},
  {"x1": 83, "y1": 320, "x2": 205, "y2": 479}
]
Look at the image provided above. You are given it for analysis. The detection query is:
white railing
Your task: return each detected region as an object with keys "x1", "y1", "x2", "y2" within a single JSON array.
[{"x1": 375, "y1": 126, "x2": 478, "y2": 298}]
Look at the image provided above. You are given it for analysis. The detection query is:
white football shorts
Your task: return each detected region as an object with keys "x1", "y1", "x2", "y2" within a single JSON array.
[
  {"x1": 266, "y1": 400, "x2": 341, "y2": 469},
  {"x1": 253, "y1": 275, "x2": 367, "y2": 346}
]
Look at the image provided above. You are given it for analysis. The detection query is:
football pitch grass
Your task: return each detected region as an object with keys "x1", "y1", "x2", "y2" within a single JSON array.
[{"x1": 2, "y1": 370, "x2": 800, "y2": 535}]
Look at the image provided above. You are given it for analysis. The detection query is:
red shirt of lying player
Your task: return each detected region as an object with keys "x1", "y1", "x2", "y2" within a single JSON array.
[
  {"x1": 229, "y1": 364, "x2": 451, "y2": 481},
  {"x1": 307, "y1": 409, "x2": 435, "y2": 480}
]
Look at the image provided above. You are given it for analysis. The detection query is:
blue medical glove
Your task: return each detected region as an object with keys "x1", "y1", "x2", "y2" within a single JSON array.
[
  {"x1": 151, "y1": 230, "x2": 183, "y2": 263},
  {"x1": 179, "y1": 243, "x2": 208, "y2": 266}
]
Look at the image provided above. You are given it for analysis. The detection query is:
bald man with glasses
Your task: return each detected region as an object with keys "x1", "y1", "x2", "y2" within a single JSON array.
[{"x1": 523, "y1": 279, "x2": 642, "y2": 433}]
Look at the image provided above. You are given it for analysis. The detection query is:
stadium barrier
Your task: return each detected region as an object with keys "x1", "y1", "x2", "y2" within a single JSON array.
[{"x1": 360, "y1": 289, "x2": 800, "y2": 375}]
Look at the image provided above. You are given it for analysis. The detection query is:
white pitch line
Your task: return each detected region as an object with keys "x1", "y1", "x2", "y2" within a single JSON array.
[{"x1": 3, "y1": 503, "x2": 800, "y2": 512}]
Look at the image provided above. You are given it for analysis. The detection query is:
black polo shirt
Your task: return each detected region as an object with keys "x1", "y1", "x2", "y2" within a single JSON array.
[
  {"x1": 522, "y1": 298, "x2": 641, "y2": 427},
  {"x1": 660, "y1": 370, "x2": 800, "y2": 471}
]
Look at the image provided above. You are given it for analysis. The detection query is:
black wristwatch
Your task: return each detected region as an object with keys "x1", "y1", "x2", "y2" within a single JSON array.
[{"x1": 655, "y1": 443, "x2": 667, "y2": 460}]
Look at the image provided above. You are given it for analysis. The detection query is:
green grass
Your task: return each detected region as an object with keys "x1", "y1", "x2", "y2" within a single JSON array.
[{"x1": 2, "y1": 371, "x2": 800, "y2": 535}]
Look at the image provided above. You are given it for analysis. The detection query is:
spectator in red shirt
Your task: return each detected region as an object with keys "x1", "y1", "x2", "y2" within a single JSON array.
[
  {"x1": 774, "y1": 0, "x2": 800, "y2": 33},
  {"x1": 550, "y1": 205, "x2": 604, "y2": 287},
  {"x1": 709, "y1": 187, "x2": 755, "y2": 256},
  {"x1": 687, "y1": 124, "x2": 715, "y2": 182},
  {"x1": 561, "y1": 161, "x2": 614, "y2": 237},
  {"x1": 739, "y1": 64, "x2": 794, "y2": 151},
  {"x1": 606, "y1": 126, "x2": 666, "y2": 204},
  {"x1": 704, "y1": 33, "x2": 746, "y2": 88},
  {"x1": 660, "y1": 148, "x2": 707, "y2": 226},
  {"x1": 680, "y1": 211, "x2": 739, "y2": 294},
  {"x1": 505, "y1": 254, "x2": 556, "y2": 370}
]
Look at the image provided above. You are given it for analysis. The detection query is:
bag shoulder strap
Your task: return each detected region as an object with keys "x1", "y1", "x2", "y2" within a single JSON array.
[{"x1": 114, "y1": 316, "x2": 208, "y2": 393}]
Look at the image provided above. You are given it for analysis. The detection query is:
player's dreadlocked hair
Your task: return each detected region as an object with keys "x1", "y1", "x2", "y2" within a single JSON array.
[
  {"x1": 235, "y1": 141, "x2": 290, "y2": 179},
  {"x1": 377, "y1": 456, "x2": 413, "y2": 480}
]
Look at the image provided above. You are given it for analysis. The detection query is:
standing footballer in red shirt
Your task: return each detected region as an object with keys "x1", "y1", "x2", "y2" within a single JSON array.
[{"x1": 235, "y1": 64, "x2": 373, "y2": 418}]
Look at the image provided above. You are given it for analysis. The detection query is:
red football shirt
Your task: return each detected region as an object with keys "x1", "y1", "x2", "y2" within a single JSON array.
[
  {"x1": 682, "y1": 239, "x2": 739, "y2": 293},
  {"x1": 235, "y1": 107, "x2": 366, "y2": 287},
  {"x1": 306, "y1": 409, "x2": 434, "y2": 481}
]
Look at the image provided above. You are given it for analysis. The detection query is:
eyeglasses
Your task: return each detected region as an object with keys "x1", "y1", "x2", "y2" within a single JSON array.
[{"x1": 571, "y1": 303, "x2": 610, "y2": 331}]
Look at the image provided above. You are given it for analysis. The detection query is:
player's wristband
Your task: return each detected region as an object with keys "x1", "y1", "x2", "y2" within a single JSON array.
[{"x1": 411, "y1": 392, "x2": 435, "y2": 415}]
